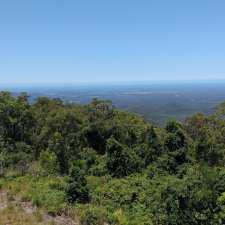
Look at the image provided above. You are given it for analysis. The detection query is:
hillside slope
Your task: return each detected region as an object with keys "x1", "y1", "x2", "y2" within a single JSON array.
[{"x1": 1, "y1": 91, "x2": 225, "y2": 225}]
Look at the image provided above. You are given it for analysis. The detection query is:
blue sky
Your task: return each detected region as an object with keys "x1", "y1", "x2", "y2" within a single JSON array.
[{"x1": 0, "y1": 0, "x2": 225, "y2": 83}]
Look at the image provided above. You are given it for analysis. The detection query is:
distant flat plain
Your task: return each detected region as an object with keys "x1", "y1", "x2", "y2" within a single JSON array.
[{"x1": 1, "y1": 81, "x2": 225, "y2": 125}]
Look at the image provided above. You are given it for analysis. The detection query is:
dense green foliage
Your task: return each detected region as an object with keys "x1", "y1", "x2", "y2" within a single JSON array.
[
  {"x1": 1, "y1": 91, "x2": 225, "y2": 224},
  {"x1": 66, "y1": 164, "x2": 90, "y2": 203}
]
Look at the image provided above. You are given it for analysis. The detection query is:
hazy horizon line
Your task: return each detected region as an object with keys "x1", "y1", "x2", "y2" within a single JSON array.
[{"x1": 1, "y1": 78, "x2": 225, "y2": 87}]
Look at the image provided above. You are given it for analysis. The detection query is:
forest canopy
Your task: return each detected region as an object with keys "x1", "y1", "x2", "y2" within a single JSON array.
[{"x1": 1, "y1": 91, "x2": 225, "y2": 225}]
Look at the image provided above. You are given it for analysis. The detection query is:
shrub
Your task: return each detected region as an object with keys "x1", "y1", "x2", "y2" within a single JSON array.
[
  {"x1": 106, "y1": 137, "x2": 142, "y2": 177},
  {"x1": 39, "y1": 150, "x2": 59, "y2": 176},
  {"x1": 66, "y1": 165, "x2": 90, "y2": 203},
  {"x1": 110, "y1": 209, "x2": 129, "y2": 225},
  {"x1": 80, "y1": 206, "x2": 107, "y2": 225},
  {"x1": 89, "y1": 156, "x2": 108, "y2": 176}
]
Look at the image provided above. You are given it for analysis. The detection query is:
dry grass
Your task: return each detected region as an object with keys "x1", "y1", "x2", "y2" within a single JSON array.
[
  {"x1": 0, "y1": 187, "x2": 79, "y2": 225},
  {"x1": 0, "y1": 204, "x2": 56, "y2": 225},
  {"x1": 0, "y1": 190, "x2": 56, "y2": 225}
]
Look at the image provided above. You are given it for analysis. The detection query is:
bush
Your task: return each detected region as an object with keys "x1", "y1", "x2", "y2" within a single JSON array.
[
  {"x1": 79, "y1": 148, "x2": 97, "y2": 169},
  {"x1": 110, "y1": 209, "x2": 129, "y2": 225},
  {"x1": 89, "y1": 156, "x2": 108, "y2": 176},
  {"x1": 39, "y1": 150, "x2": 59, "y2": 176},
  {"x1": 6, "y1": 152, "x2": 32, "y2": 176},
  {"x1": 66, "y1": 165, "x2": 90, "y2": 203},
  {"x1": 106, "y1": 137, "x2": 142, "y2": 177},
  {"x1": 80, "y1": 206, "x2": 108, "y2": 225}
]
